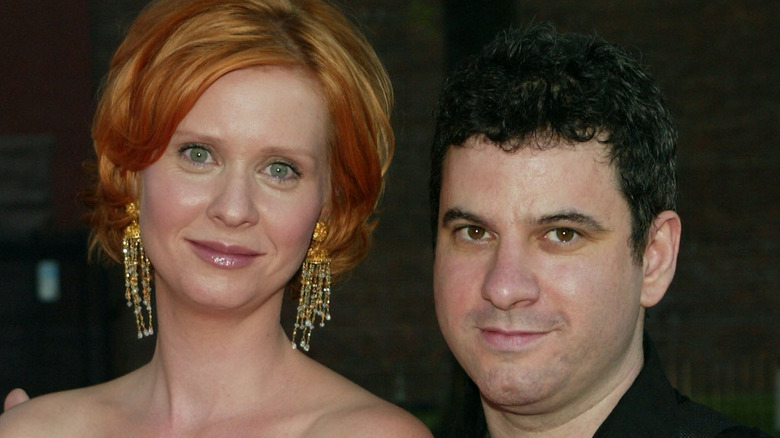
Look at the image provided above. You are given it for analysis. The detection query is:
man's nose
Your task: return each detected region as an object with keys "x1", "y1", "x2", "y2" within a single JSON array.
[{"x1": 481, "y1": 240, "x2": 541, "y2": 310}]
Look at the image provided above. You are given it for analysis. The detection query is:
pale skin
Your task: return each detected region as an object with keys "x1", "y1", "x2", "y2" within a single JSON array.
[
  {"x1": 0, "y1": 67, "x2": 431, "y2": 438},
  {"x1": 434, "y1": 136, "x2": 681, "y2": 438},
  {"x1": 2, "y1": 391, "x2": 26, "y2": 413}
]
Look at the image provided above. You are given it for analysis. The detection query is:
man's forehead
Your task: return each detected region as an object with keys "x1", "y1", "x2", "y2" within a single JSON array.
[
  {"x1": 441, "y1": 135, "x2": 614, "y2": 179},
  {"x1": 439, "y1": 138, "x2": 624, "y2": 222}
]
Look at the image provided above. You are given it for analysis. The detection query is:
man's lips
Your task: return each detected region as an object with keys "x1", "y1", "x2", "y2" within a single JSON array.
[
  {"x1": 188, "y1": 240, "x2": 262, "y2": 269},
  {"x1": 479, "y1": 327, "x2": 550, "y2": 351}
]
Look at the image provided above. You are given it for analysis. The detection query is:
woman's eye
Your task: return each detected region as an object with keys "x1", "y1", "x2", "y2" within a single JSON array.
[
  {"x1": 179, "y1": 144, "x2": 214, "y2": 164},
  {"x1": 269, "y1": 163, "x2": 290, "y2": 178},
  {"x1": 264, "y1": 161, "x2": 300, "y2": 181},
  {"x1": 546, "y1": 227, "x2": 579, "y2": 244}
]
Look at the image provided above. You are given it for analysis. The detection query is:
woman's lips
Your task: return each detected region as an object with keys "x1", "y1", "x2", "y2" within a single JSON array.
[{"x1": 188, "y1": 240, "x2": 261, "y2": 269}]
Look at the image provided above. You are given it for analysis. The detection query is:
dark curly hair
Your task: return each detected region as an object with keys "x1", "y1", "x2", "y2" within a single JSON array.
[{"x1": 430, "y1": 23, "x2": 677, "y2": 262}]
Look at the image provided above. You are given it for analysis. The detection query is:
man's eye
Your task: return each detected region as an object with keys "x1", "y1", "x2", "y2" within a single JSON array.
[
  {"x1": 456, "y1": 225, "x2": 489, "y2": 241},
  {"x1": 467, "y1": 226, "x2": 486, "y2": 240},
  {"x1": 546, "y1": 227, "x2": 578, "y2": 243}
]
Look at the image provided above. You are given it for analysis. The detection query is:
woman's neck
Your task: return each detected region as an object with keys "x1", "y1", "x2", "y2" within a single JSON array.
[{"x1": 134, "y1": 284, "x2": 301, "y2": 427}]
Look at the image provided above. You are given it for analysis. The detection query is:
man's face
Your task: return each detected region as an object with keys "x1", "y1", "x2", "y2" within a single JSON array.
[{"x1": 434, "y1": 136, "x2": 649, "y2": 415}]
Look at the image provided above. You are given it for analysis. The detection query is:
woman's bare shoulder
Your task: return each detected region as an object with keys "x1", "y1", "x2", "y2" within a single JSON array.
[
  {"x1": 300, "y1": 363, "x2": 432, "y2": 438},
  {"x1": 0, "y1": 381, "x2": 123, "y2": 437},
  {"x1": 317, "y1": 397, "x2": 433, "y2": 438},
  {"x1": 0, "y1": 388, "x2": 93, "y2": 437}
]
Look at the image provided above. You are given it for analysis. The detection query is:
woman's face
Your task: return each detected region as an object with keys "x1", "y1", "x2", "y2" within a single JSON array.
[{"x1": 139, "y1": 66, "x2": 330, "y2": 311}]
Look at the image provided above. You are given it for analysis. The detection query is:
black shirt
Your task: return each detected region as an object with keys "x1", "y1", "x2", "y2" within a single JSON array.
[
  {"x1": 593, "y1": 334, "x2": 773, "y2": 437},
  {"x1": 440, "y1": 333, "x2": 774, "y2": 437}
]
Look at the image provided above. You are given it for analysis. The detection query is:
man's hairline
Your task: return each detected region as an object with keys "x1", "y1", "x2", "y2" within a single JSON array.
[{"x1": 433, "y1": 133, "x2": 642, "y2": 259}]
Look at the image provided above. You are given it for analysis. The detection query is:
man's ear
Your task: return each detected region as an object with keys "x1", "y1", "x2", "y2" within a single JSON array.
[{"x1": 640, "y1": 210, "x2": 682, "y2": 308}]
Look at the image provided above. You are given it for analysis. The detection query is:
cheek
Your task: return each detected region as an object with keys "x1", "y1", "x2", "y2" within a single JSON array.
[
  {"x1": 546, "y1": 250, "x2": 642, "y2": 327},
  {"x1": 261, "y1": 190, "x2": 325, "y2": 254},
  {"x1": 433, "y1": 253, "x2": 455, "y2": 326},
  {"x1": 433, "y1": 249, "x2": 483, "y2": 325},
  {"x1": 267, "y1": 206, "x2": 316, "y2": 246},
  {"x1": 139, "y1": 168, "x2": 206, "y2": 231},
  {"x1": 434, "y1": 257, "x2": 462, "y2": 354}
]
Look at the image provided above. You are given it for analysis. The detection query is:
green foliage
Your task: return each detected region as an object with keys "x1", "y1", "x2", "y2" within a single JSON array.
[{"x1": 692, "y1": 392, "x2": 777, "y2": 435}]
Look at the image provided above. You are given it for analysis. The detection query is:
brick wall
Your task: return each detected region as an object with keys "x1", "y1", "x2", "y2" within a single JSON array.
[
  {"x1": 0, "y1": 0, "x2": 777, "y2": 428},
  {"x1": 292, "y1": 0, "x2": 449, "y2": 410},
  {"x1": 504, "y1": 0, "x2": 780, "y2": 363},
  {"x1": 323, "y1": 0, "x2": 780, "y2": 417}
]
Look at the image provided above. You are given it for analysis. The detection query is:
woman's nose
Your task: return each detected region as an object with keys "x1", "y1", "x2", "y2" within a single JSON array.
[{"x1": 206, "y1": 171, "x2": 260, "y2": 228}]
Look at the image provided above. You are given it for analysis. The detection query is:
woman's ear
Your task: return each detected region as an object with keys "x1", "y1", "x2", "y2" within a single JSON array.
[
  {"x1": 640, "y1": 210, "x2": 682, "y2": 308},
  {"x1": 318, "y1": 183, "x2": 333, "y2": 223},
  {"x1": 317, "y1": 200, "x2": 331, "y2": 223},
  {"x1": 127, "y1": 170, "x2": 142, "y2": 200}
]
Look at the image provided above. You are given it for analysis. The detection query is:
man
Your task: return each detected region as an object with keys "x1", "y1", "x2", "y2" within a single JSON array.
[{"x1": 430, "y1": 23, "x2": 771, "y2": 437}]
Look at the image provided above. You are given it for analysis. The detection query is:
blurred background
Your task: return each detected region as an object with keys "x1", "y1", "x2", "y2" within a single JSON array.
[{"x1": 1, "y1": 0, "x2": 778, "y2": 435}]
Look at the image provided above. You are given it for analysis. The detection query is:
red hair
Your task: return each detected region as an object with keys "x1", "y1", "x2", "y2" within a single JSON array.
[{"x1": 86, "y1": 0, "x2": 393, "y2": 285}]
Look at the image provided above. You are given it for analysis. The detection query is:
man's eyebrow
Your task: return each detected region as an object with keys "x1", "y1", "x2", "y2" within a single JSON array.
[
  {"x1": 441, "y1": 208, "x2": 484, "y2": 226},
  {"x1": 537, "y1": 211, "x2": 608, "y2": 232},
  {"x1": 441, "y1": 208, "x2": 609, "y2": 232}
]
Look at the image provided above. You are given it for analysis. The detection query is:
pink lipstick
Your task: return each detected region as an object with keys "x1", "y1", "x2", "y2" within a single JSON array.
[{"x1": 188, "y1": 240, "x2": 261, "y2": 269}]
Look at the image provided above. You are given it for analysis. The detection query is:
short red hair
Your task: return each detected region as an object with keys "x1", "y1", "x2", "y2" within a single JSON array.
[{"x1": 86, "y1": 0, "x2": 393, "y2": 287}]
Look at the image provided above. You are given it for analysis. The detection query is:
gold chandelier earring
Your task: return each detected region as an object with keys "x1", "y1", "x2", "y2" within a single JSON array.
[
  {"x1": 291, "y1": 221, "x2": 331, "y2": 351},
  {"x1": 123, "y1": 202, "x2": 154, "y2": 338}
]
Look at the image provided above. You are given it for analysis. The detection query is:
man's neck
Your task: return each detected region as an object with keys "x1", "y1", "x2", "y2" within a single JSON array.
[{"x1": 483, "y1": 332, "x2": 646, "y2": 438}]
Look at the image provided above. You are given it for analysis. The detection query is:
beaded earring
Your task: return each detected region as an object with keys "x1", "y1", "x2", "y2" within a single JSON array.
[
  {"x1": 123, "y1": 202, "x2": 154, "y2": 338},
  {"x1": 291, "y1": 221, "x2": 331, "y2": 351}
]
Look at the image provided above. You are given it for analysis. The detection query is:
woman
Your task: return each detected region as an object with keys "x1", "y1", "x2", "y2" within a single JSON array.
[{"x1": 0, "y1": 0, "x2": 432, "y2": 436}]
